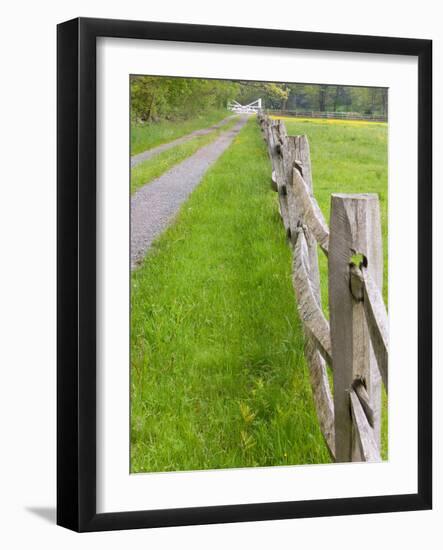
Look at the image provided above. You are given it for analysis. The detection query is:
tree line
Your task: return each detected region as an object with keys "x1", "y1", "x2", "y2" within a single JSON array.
[
  {"x1": 131, "y1": 76, "x2": 387, "y2": 123},
  {"x1": 236, "y1": 81, "x2": 387, "y2": 116},
  {"x1": 131, "y1": 76, "x2": 238, "y2": 122}
]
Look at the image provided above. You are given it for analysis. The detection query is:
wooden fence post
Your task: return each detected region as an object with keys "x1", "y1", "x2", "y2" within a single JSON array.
[
  {"x1": 269, "y1": 121, "x2": 292, "y2": 238},
  {"x1": 290, "y1": 136, "x2": 321, "y2": 300},
  {"x1": 328, "y1": 194, "x2": 383, "y2": 462}
]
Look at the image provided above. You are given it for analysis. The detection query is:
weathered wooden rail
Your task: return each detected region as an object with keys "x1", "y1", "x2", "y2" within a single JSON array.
[{"x1": 257, "y1": 112, "x2": 388, "y2": 462}]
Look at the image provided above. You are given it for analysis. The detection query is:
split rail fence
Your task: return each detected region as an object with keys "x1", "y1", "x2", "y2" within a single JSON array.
[
  {"x1": 257, "y1": 112, "x2": 388, "y2": 462},
  {"x1": 265, "y1": 110, "x2": 387, "y2": 122}
]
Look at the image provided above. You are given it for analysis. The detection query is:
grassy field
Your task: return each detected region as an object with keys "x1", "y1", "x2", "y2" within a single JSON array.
[
  {"x1": 131, "y1": 118, "x2": 239, "y2": 194},
  {"x1": 131, "y1": 109, "x2": 229, "y2": 155},
  {"x1": 131, "y1": 117, "x2": 388, "y2": 472}
]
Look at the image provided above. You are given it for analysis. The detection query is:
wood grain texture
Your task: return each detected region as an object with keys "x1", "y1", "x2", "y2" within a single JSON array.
[
  {"x1": 293, "y1": 228, "x2": 332, "y2": 365},
  {"x1": 362, "y1": 268, "x2": 389, "y2": 391},
  {"x1": 290, "y1": 136, "x2": 321, "y2": 301},
  {"x1": 352, "y1": 377, "x2": 375, "y2": 428},
  {"x1": 350, "y1": 389, "x2": 381, "y2": 462},
  {"x1": 328, "y1": 194, "x2": 383, "y2": 462},
  {"x1": 305, "y1": 338, "x2": 335, "y2": 458},
  {"x1": 292, "y1": 168, "x2": 330, "y2": 254},
  {"x1": 267, "y1": 121, "x2": 291, "y2": 237},
  {"x1": 276, "y1": 128, "x2": 300, "y2": 243},
  {"x1": 350, "y1": 265, "x2": 388, "y2": 391}
]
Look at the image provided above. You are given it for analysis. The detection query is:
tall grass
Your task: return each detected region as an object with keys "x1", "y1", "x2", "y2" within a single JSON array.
[{"x1": 131, "y1": 109, "x2": 229, "y2": 155}]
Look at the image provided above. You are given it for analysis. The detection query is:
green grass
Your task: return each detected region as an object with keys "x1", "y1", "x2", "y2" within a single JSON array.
[
  {"x1": 131, "y1": 119, "x2": 331, "y2": 472},
  {"x1": 131, "y1": 109, "x2": 230, "y2": 155},
  {"x1": 130, "y1": 117, "x2": 388, "y2": 473},
  {"x1": 131, "y1": 118, "x2": 239, "y2": 194}
]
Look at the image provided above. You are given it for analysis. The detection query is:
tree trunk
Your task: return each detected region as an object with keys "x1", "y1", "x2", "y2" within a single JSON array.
[
  {"x1": 381, "y1": 89, "x2": 388, "y2": 118},
  {"x1": 146, "y1": 94, "x2": 156, "y2": 122},
  {"x1": 333, "y1": 86, "x2": 340, "y2": 112},
  {"x1": 318, "y1": 86, "x2": 328, "y2": 112}
]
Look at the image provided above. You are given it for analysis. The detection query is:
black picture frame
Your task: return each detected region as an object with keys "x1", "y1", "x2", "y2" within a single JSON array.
[{"x1": 57, "y1": 17, "x2": 432, "y2": 532}]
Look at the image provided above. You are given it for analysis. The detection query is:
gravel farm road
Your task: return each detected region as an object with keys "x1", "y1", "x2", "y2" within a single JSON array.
[
  {"x1": 131, "y1": 115, "x2": 249, "y2": 269},
  {"x1": 130, "y1": 115, "x2": 238, "y2": 168}
]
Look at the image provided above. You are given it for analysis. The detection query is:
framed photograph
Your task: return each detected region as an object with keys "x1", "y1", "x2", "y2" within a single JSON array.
[{"x1": 57, "y1": 17, "x2": 432, "y2": 532}]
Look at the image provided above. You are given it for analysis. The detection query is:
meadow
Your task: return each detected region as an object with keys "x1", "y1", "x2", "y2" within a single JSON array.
[{"x1": 130, "y1": 116, "x2": 388, "y2": 472}]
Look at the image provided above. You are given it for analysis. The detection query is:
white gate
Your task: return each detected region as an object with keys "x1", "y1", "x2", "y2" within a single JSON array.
[{"x1": 227, "y1": 98, "x2": 262, "y2": 114}]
